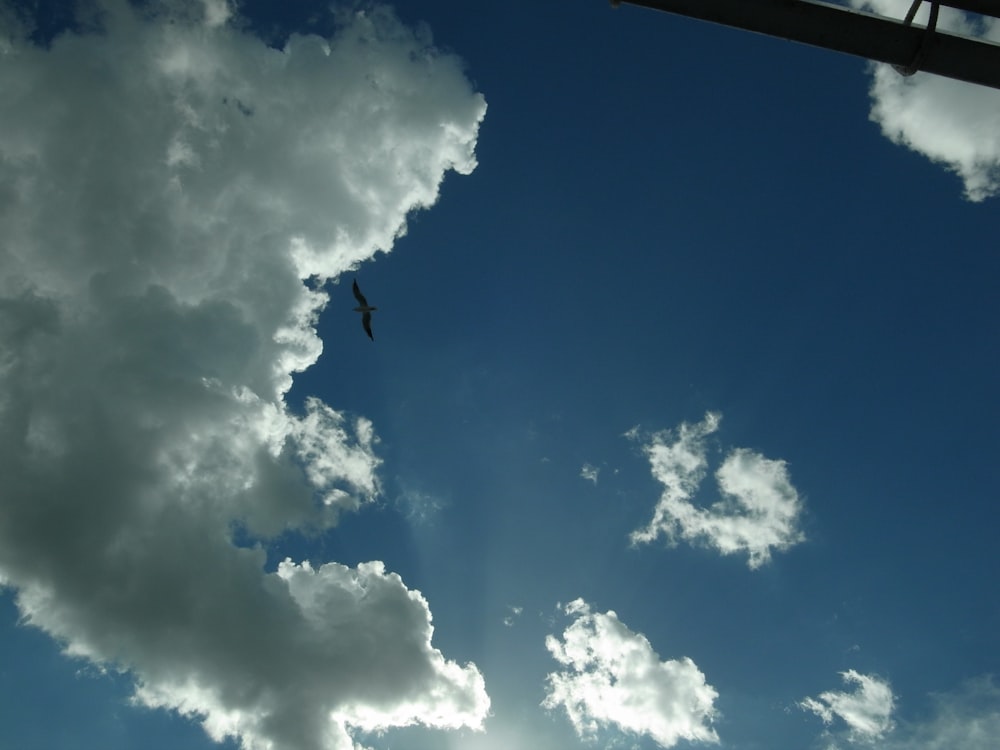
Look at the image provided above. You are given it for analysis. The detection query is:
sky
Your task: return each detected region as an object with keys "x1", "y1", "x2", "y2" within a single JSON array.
[{"x1": 0, "y1": 1, "x2": 998, "y2": 749}]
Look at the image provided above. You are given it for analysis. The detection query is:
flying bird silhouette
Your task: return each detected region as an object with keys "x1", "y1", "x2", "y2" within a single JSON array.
[{"x1": 352, "y1": 279, "x2": 377, "y2": 341}]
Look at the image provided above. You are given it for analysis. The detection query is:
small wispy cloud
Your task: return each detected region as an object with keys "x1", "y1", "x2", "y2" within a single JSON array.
[
  {"x1": 396, "y1": 484, "x2": 447, "y2": 524},
  {"x1": 800, "y1": 670, "x2": 896, "y2": 743},
  {"x1": 801, "y1": 673, "x2": 1000, "y2": 750},
  {"x1": 543, "y1": 599, "x2": 719, "y2": 748},
  {"x1": 580, "y1": 463, "x2": 600, "y2": 485},
  {"x1": 629, "y1": 413, "x2": 805, "y2": 569},
  {"x1": 503, "y1": 605, "x2": 523, "y2": 627},
  {"x1": 886, "y1": 675, "x2": 1000, "y2": 750}
]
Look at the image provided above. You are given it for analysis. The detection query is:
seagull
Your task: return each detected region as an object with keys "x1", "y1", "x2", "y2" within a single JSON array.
[{"x1": 352, "y1": 279, "x2": 377, "y2": 341}]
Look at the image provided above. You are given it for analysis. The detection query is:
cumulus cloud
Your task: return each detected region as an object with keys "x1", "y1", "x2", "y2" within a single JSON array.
[
  {"x1": 800, "y1": 670, "x2": 896, "y2": 742},
  {"x1": 0, "y1": 1, "x2": 488, "y2": 748},
  {"x1": 543, "y1": 599, "x2": 719, "y2": 748},
  {"x1": 629, "y1": 413, "x2": 805, "y2": 568},
  {"x1": 850, "y1": 0, "x2": 1000, "y2": 201}
]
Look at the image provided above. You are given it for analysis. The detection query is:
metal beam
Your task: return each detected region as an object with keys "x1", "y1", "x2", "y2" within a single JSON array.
[
  {"x1": 937, "y1": 0, "x2": 1000, "y2": 18},
  {"x1": 612, "y1": 0, "x2": 1000, "y2": 89}
]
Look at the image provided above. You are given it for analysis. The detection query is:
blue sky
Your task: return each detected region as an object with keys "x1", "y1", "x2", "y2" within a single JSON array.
[{"x1": 1, "y1": 1, "x2": 998, "y2": 749}]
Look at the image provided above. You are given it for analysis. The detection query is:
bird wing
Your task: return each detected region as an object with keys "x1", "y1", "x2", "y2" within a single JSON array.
[
  {"x1": 361, "y1": 312, "x2": 374, "y2": 340},
  {"x1": 352, "y1": 279, "x2": 368, "y2": 306}
]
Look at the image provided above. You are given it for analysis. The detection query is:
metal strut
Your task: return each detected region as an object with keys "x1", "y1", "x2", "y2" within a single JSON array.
[
  {"x1": 609, "y1": 0, "x2": 1000, "y2": 90},
  {"x1": 893, "y1": 0, "x2": 941, "y2": 76}
]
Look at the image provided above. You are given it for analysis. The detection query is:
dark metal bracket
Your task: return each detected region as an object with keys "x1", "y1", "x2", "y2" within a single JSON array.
[
  {"x1": 892, "y1": 0, "x2": 941, "y2": 76},
  {"x1": 610, "y1": 0, "x2": 1000, "y2": 90}
]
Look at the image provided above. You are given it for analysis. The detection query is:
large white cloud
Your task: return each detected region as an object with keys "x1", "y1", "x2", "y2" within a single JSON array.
[
  {"x1": 0, "y1": 1, "x2": 488, "y2": 748},
  {"x1": 851, "y1": 0, "x2": 1000, "y2": 201},
  {"x1": 800, "y1": 670, "x2": 896, "y2": 743},
  {"x1": 629, "y1": 413, "x2": 805, "y2": 568},
  {"x1": 543, "y1": 599, "x2": 719, "y2": 748}
]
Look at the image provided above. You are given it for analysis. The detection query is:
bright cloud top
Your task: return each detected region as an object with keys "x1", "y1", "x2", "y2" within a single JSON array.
[
  {"x1": 543, "y1": 599, "x2": 719, "y2": 748},
  {"x1": 629, "y1": 412, "x2": 805, "y2": 569},
  {"x1": 851, "y1": 0, "x2": 1000, "y2": 201},
  {"x1": 0, "y1": 1, "x2": 487, "y2": 749},
  {"x1": 800, "y1": 670, "x2": 896, "y2": 742}
]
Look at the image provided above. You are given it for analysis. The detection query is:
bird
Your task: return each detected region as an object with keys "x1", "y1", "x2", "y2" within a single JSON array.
[{"x1": 352, "y1": 279, "x2": 377, "y2": 341}]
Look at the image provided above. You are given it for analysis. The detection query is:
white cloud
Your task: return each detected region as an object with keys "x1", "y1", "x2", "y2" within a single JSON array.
[
  {"x1": 887, "y1": 675, "x2": 1000, "y2": 750},
  {"x1": 850, "y1": 0, "x2": 1000, "y2": 201},
  {"x1": 395, "y1": 484, "x2": 446, "y2": 524},
  {"x1": 503, "y1": 605, "x2": 523, "y2": 627},
  {"x1": 543, "y1": 599, "x2": 719, "y2": 748},
  {"x1": 628, "y1": 412, "x2": 720, "y2": 547},
  {"x1": 629, "y1": 413, "x2": 805, "y2": 568},
  {"x1": 200, "y1": 0, "x2": 233, "y2": 28},
  {"x1": 124, "y1": 559, "x2": 489, "y2": 749},
  {"x1": 800, "y1": 670, "x2": 896, "y2": 742},
  {"x1": 580, "y1": 462, "x2": 600, "y2": 484},
  {"x1": 801, "y1": 674, "x2": 1000, "y2": 750},
  {"x1": 0, "y1": 1, "x2": 487, "y2": 749}
]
